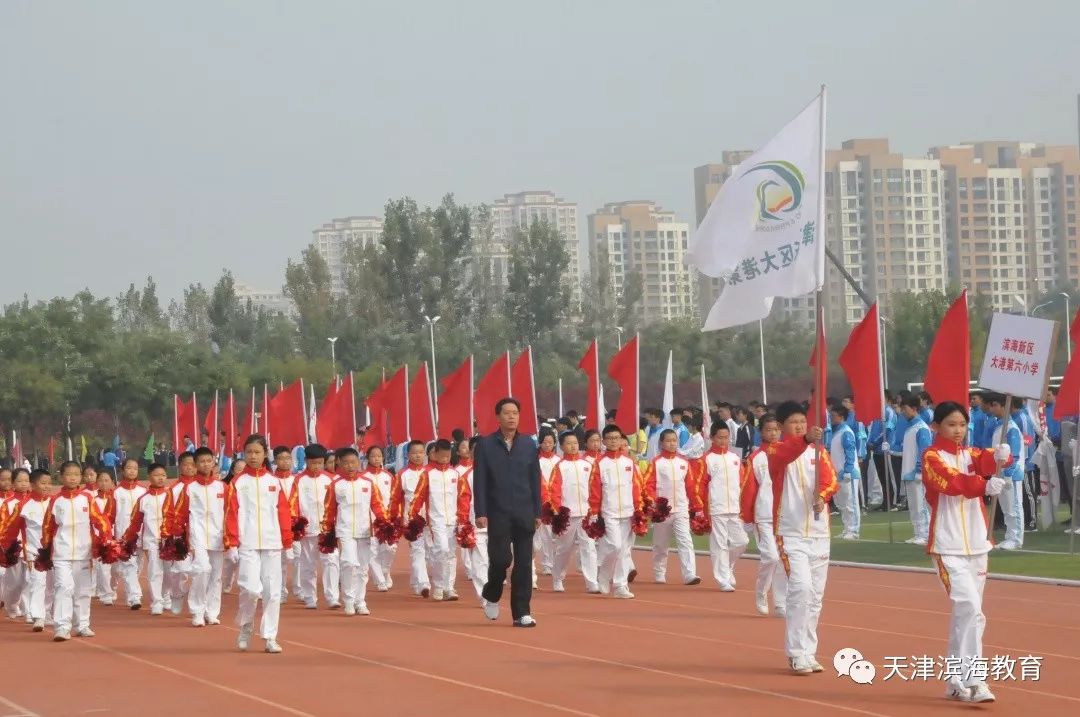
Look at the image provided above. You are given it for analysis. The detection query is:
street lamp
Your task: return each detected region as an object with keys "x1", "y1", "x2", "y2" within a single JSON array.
[
  {"x1": 327, "y1": 337, "x2": 338, "y2": 378},
  {"x1": 1062, "y1": 293, "x2": 1073, "y2": 361},
  {"x1": 1032, "y1": 301, "x2": 1053, "y2": 316},
  {"x1": 424, "y1": 315, "x2": 441, "y2": 423},
  {"x1": 880, "y1": 313, "x2": 893, "y2": 390},
  {"x1": 615, "y1": 326, "x2": 624, "y2": 349}
]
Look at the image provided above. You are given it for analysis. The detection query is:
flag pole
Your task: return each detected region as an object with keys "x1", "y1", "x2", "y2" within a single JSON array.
[
  {"x1": 813, "y1": 84, "x2": 827, "y2": 523},
  {"x1": 758, "y1": 319, "x2": 768, "y2": 403}
]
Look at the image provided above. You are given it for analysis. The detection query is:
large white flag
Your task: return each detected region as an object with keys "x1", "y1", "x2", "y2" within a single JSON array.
[
  {"x1": 661, "y1": 351, "x2": 674, "y2": 428},
  {"x1": 687, "y1": 89, "x2": 826, "y2": 331}
]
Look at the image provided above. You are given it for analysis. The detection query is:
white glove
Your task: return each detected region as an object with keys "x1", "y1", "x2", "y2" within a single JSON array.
[
  {"x1": 881, "y1": 440, "x2": 890, "y2": 451},
  {"x1": 226, "y1": 547, "x2": 239, "y2": 564},
  {"x1": 1070, "y1": 439, "x2": 1077, "y2": 452},
  {"x1": 985, "y1": 476, "x2": 1006, "y2": 497},
  {"x1": 994, "y1": 444, "x2": 1011, "y2": 463}
]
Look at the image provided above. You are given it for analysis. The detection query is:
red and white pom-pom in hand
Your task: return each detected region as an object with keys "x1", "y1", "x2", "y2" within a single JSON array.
[
  {"x1": 583, "y1": 513, "x2": 606, "y2": 540},
  {"x1": 630, "y1": 510, "x2": 649, "y2": 536},
  {"x1": 373, "y1": 518, "x2": 398, "y2": 545},
  {"x1": 689, "y1": 511, "x2": 711, "y2": 536},
  {"x1": 455, "y1": 522, "x2": 477, "y2": 549},
  {"x1": 33, "y1": 546, "x2": 53, "y2": 572},
  {"x1": 0, "y1": 540, "x2": 20, "y2": 567},
  {"x1": 550, "y1": 506, "x2": 572, "y2": 536},
  {"x1": 317, "y1": 530, "x2": 337, "y2": 554},
  {"x1": 540, "y1": 502, "x2": 555, "y2": 526},
  {"x1": 403, "y1": 516, "x2": 427, "y2": 542},
  {"x1": 650, "y1": 496, "x2": 671, "y2": 523},
  {"x1": 291, "y1": 516, "x2": 309, "y2": 541}
]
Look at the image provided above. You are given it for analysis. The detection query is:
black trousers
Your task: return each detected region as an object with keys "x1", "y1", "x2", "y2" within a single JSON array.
[{"x1": 483, "y1": 512, "x2": 535, "y2": 620}]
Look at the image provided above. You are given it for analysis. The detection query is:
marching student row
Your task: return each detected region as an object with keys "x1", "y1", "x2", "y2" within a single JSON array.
[{"x1": 1, "y1": 400, "x2": 1012, "y2": 703}]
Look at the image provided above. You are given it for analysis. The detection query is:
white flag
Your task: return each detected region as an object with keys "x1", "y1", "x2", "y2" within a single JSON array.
[
  {"x1": 307, "y1": 382, "x2": 318, "y2": 443},
  {"x1": 688, "y1": 89, "x2": 826, "y2": 331},
  {"x1": 661, "y1": 351, "x2": 674, "y2": 428},
  {"x1": 700, "y1": 364, "x2": 712, "y2": 439}
]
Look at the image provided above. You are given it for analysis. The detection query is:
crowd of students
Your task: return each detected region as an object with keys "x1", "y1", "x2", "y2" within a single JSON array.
[{"x1": 0, "y1": 392, "x2": 1030, "y2": 704}]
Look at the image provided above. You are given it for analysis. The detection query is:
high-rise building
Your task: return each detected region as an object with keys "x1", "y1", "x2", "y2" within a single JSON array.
[
  {"x1": 587, "y1": 200, "x2": 695, "y2": 323},
  {"x1": 234, "y1": 280, "x2": 297, "y2": 319},
  {"x1": 312, "y1": 216, "x2": 384, "y2": 294}
]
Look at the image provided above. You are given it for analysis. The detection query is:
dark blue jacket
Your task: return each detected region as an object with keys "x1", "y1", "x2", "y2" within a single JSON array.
[{"x1": 474, "y1": 431, "x2": 541, "y2": 521}]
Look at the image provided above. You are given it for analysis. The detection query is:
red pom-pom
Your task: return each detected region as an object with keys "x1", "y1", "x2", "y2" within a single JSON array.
[
  {"x1": 550, "y1": 506, "x2": 572, "y2": 536},
  {"x1": 0, "y1": 540, "x2": 19, "y2": 567},
  {"x1": 641, "y1": 494, "x2": 655, "y2": 517},
  {"x1": 690, "y1": 512, "x2": 711, "y2": 536},
  {"x1": 159, "y1": 536, "x2": 177, "y2": 561},
  {"x1": 540, "y1": 502, "x2": 555, "y2": 526},
  {"x1": 403, "y1": 516, "x2": 427, "y2": 542},
  {"x1": 33, "y1": 547, "x2": 53, "y2": 572},
  {"x1": 583, "y1": 514, "x2": 606, "y2": 540},
  {"x1": 651, "y1": 496, "x2": 672, "y2": 523},
  {"x1": 317, "y1": 530, "x2": 337, "y2": 554},
  {"x1": 291, "y1": 516, "x2": 309, "y2": 541},
  {"x1": 630, "y1": 510, "x2": 649, "y2": 536},
  {"x1": 96, "y1": 537, "x2": 126, "y2": 565},
  {"x1": 122, "y1": 537, "x2": 138, "y2": 560},
  {"x1": 172, "y1": 534, "x2": 189, "y2": 561},
  {"x1": 455, "y1": 522, "x2": 477, "y2": 549},
  {"x1": 373, "y1": 518, "x2": 398, "y2": 545}
]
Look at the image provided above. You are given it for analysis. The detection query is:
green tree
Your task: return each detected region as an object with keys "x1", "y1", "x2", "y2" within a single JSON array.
[{"x1": 504, "y1": 219, "x2": 570, "y2": 346}]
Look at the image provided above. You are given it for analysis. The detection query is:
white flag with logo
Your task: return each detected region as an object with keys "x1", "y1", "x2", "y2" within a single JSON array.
[{"x1": 687, "y1": 90, "x2": 825, "y2": 331}]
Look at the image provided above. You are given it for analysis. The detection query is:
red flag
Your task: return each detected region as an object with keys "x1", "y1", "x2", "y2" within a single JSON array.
[
  {"x1": 174, "y1": 394, "x2": 198, "y2": 453},
  {"x1": 807, "y1": 309, "x2": 828, "y2": 430},
  {"x1": 438, "y1": 356, "x2": 474, "y2": 440},
  {"x1": 924, "y1": 290, "x2": 970, "y2": 408},
  {"x1": 336, "y1": 372, "x2": 357, "y2": 449},
  {"x1": 363, "y1": 379, "x2": 387, "y2": 451},
  {"x1": 577, "y1": 340, "x2": 601, "y2": 431},
  {"x1": 607, "y1": 335, "x2": 640, "y2": 436},
  {"x1": 1054, "y1": 309, "x2": 1080, "y2": 419},
  {"x1": 409, "y1": 364, "x2": 436, "y2": 443},
  {"x1": 838, "y1": 302, "x2": 884, "y2": 424},
  {"x1": 474, "y1": 352, "x2": 511, "y2": 435},
  {"x1": 48, "y1": 436, "x2": 57, "y2": 466},
  {"x1": 224, "y1": 390, "x2": 237, "y2": 457},
  {"x1": 267, "y1": 379, "x2": 307, "y2": 448},
  {"x1": 511, "y1": 347, "x2": 539, "y2": 435},
  {"x1": 384, "y1": 366, "x2": 410, "y2": 445},
  {"x1": 317, "y1": 379, "x2": 340, "y2": 446},
  {"x1": 203, "y1": 392, "x2": 219, "y2": 453}
]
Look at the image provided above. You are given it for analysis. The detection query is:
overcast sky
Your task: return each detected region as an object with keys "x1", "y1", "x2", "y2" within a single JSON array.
[{"x1": 3, "y1": 0, "x2": 1078, "y2": 305}]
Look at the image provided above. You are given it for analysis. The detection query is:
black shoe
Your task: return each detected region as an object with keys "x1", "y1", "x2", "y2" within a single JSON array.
[{"x1": 130, "y1": 603, "x2": 141, "y2": 611}]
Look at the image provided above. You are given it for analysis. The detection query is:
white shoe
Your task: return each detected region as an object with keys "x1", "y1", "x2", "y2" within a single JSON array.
[
  {"x1": 264, "y1": 639, "x2": 283, "y2": 654},
  {"x1": 912, "y1": 537, "x2": 927, "y2": 546},
  {"x1": 685, "y1": 576, "x2": 702, "y2": 585},
  {"x1": 513, "y1": 615, "x2": 537, "y2": 627},
  {"x1": 541, "y1": 568, "x2": 552, "y2": 576},
  {"x1": 789, "y1": 657, "x2": 813, "y2": 675},
  {"x1": 654, "y1": 576, "x2": 667, "y2": 584},
  {"x1": 969, "y1": 682, "x2": 996, "y2": 703},
  {"x1": 552, "y1": 581, "x2": 565, "y2": 593},
  {"x1": 444, "y1": 590, "x2": 459, "y2": 602},
  {"x1": 945, "y1": 678, "x2": 971, "y2": 702},
  {"x1": 377, "y1": 583, "x2": 389, "y2": 592},
  {"x1": 304, "y1": 600, "x2": 317, "y2": 609},
  {"x1": 718, "y1": 582, "x2": 735, "y2": 593},
  {"x1": 996, "y1": 540, "x2": 1021, "y2": 551},
  {"x1": 613, "y1": 586, "x2": 635, "y2": 599},
  {"x1": 808, "y1": 656, "x2": 824, "y2": 673},
  {"x1": 344, "y1": 603, "x2": 357, "y2": 616},
  {"x1": 100, "y1": 599, "x2": 114, "y2": 606},
  {"x1": 53, "y1": 629, "x2": 71, "y2": 642},
  {"x1": 207, "y1": 617, "x2": 221, "y2": 625},
  {"x1": 755, "y1": 593, "x2": 769, "y2": 616},
  {"x1": 386, "y1": 578, "x2": 393, "y2": 589},
  {"x1": 904, "y1": 537, "x2": 918, "y2": 544},
  {"x1": 482, "y1": 600, "x2": 499, "y2": 621},
  {"x1": 32, "y1": 619, "x2": 44, "y2": 632},
  {"x1": 775, "y1": 605, "x2": 787, "y2": 618},
  {"x1": 150, "y1": 604, "x2": 163, "y2": 616},
  {"x1": 729, "y1": 576, "x2": 736, "y2": 588},
  {"x1": 356, "y1": 604, "x2": 370, "y2": 616},
  {"x1": 432, "y1": 589, "x2": 445, "y2": 602},
  {"x1": 75, "y1": 627, "x2": 95, "y2": 638},
  {"x1": 170, "y1": 597, "x2": 183, "y2": 616},
  {"x1": 192, "y1": 616, "x2": 206, "y2": 627},
  {"x1": 586, "y1": 584, "x2": 602, "y2": 594},
  {"x1": 237, "y1": 623, "x2": 254, "y2": 651}
]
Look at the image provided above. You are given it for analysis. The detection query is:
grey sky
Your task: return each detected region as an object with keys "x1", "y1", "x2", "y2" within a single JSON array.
[{"x1": 3, "y1": 0, "x2": 1078, "y2": 305}]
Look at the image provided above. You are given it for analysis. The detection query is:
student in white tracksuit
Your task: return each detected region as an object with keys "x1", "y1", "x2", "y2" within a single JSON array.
[
  {"x1": 739, "y1": 415, "x2": 787, "y2": 617},
  {"x1": 121, "y1": 467, "x2": 170, "y2": 616},
  {"x1": 1, "y1": 470, "x2": 53, "y2": 631},
  {"x1": 765, "y1": 402, "x2": 839, "y2": 676},
  {"x1": 91, "y1": 475, "x2": 117, "y2": 605},
  {"x1": 399, "y1": 441, "x2": 431, "y2": 597},
  {"x1": 224, "y1": 436, "x2": 295, "y2": 654},
  {"x1": 643, "y1": 429, "x2": 700, "y2": 585},
  {"x1": 899, "y1": 397, "x2": 933, "y2": 545},
  {"x1": 112, "y1": 460, "x2": 147, "y2": 609},
  {"x1": 549, "y1": 434, "x2": 599, "y2": 593},
  {"x1": 272, "y1": 447, "x2": 299, "y2": 602},
  {"x1": 454, "y1": 438, "x2": 490, "y2": 602},
  {"x1": 1, "y1": 470, "x2": 32, "y2": 621},
  {"x1": 829, "y1": 407, "x2": 862, "y2": 541},
  {"x1": 39, "y1": 461, "x2": 114, "y2": 641},
  {"x1": 407, "y1": 441, "x2": 460, "y2": 602},
  {"x1": 586, "y1": 426, "x2": 645, "y2": 599},
  {"x1": 322, "y1": 447, "x2": 390, "y2": 616},
  {"x1": 170, "y1": 448, "x2": 227, "y2": 627},
  {"x1": 923, "y1": 401, "x2": 1012, "y2": 704},
  {"x1": 290, "y1": 444, "x2": 340, "y2": 608},
  {"x1": 163, "y1": 453, "x2": 197, "y2": 615},
  {"x1": 695, "y1": 424, "x2": 747, "y2": 592},
  {"x1": 983, "y1": 393, "x2": 1026, "y2": 550},
  {"x1": 536, "y1": 435, "x2": 560, "y2": 581},
  {"x1": 363, "y1": 446, "x2": 401, "y2": 593}
]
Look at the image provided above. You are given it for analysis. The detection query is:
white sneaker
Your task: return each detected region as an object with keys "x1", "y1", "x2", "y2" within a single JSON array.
[
  {"x1": 790, "y1": 657, "x2": 813, "y2": 675},
  {"x1": 552, "y1": 581, "x2": 565, "y2": 593},
  {"x1": 304, "y1": 600, "x2": 317, "y2": 610},
  {"x1": 613, "y1": 586, "x2": 635, "y2": 599},
  {"x1": 586, "y1": 584, "x2": 602, "y2": 594},
  {"x1": 75, "y1": 627, "x2": 95, "y2": 638},
  {"x1": 192, "y1": 616, "x2": 206, "y2": 627},
  {"x1": 432, "y1": 589, "x2": 445, "y2": 602},
  {"x1": 997, "y1": 541, "x2": 1021, "y2": 551},
  {"x1": 904, "y1": 537, "x2": 919, "y2": 544},
  {"x1": 513, "y1": 615, "x2": 537, "y2": 627},
  {"x1": 684, "y1": 577, "x2": 702, "y2": 585},
  {"x1": 100, "y1": 599, "x2": 114, "y2": 606},
  {"x1": 719, "y1": 582, "x2": 735, "y2": 593},
  {"x1": 237, "y1": 623, "x2": 254, "y2": 651},
  {"x1": 386, "y1": 578, "x2": 393, "y2": 589},
  {"x1": 755, "y1": 593, "x2": 769, "y2": 616},
  {"x1": 53, "y1": 629, "x2": 71, "y2": 642},
  {"x1": 344, "y1": 603, "x2": 357, "y2": 616},
  {"x1": 945, "y1": 678, "x2": 972, "y2": 702},
  {"x1": 969, "y1": 682, "x2": 996, "y2": 703},
  {"x1": 32, "y1": 619, "x2": 44, "y2": 632},
  {"x1": 654, "y1": 576, "x2": 667, "y2": 584},
  {"x1": 482, "y1": 600, "x2": 500, "y2": 621},
  {"x1": 170, "y1": 597, "x2": 183, "y2": 616},
  {"x1": 808, "y1": 656, "x2": 824, "y2": 673},
  {"x1": 912, "y1": 537, "x2": 928, "y2": 546},
  {"x1": 207, "y1": 617, "x2": 221, "y2": 626},
  {"x1": 729, "y1": 576, "x2": 736, "y2": 588},
  {"x1": 444, "y1": 590, "x2": 459, "y2": 602},
  {"x1": 264, "y1": 639, "x2": 283, "y2": 654},
  {"x1": 356, "y1": 604, "x2": 370, "y2": 616},
  {"x1": 774, "y1": 605, "x2": 787, "y2": 618},
  {"x1": 150, "y1": 604, "x2": 163, "y2": 616},
  {"x1": 377, "y1": 583, "x2": 389, "y2": 592}
]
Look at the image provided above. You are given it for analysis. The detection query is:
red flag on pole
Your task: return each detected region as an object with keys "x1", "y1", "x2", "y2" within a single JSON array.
[
  {"x1": 438, "y1": 356, "x2": 474, "y2": 440},
  {"x1": 924, "y1": 290, "x2": 970, "y2": 407},
  {"x1": 203, "y1": 391, "x2": 219, "y2": 453},
  {"x1": 577, "y1": 340, "x2": 601, "y2": 431},
  {"x1": 338, "y1": 372, "x2": 357, "y2": 449},
  {"x1": 317, "y1": 378, "x2": 340, "y2": 446},
  {"x1": 174, "y1": 394, "x2": 198, "y2": 453},
  {"x1": 608, "y1": 335, "x2": 640, "y2": 437},
  {"x1": 807, "y1": 309, "x2": 828, "y2": 430},
  {"x1": 474, "y1": 352, "x2": 511, "y2": 435},
  {"x1": 223, "y1": 389, "x2": 236, "y2": 457},
  {"x1": 409, "y1": 364, "x2": 437, "y2": 443},
  {"x1": 838, "y1": 302, "x2": 884, "y2": 424},
  {"x1": 363, "y1": 379, "x2": 387, "y2": 451},
  {"x1": 511, "y1": 347, "x2": 539, "y2": 435},
  {"x1": 384, "y1": 366, "x2": 410, "y2": 445},
  {"x1": 268, "y1": 379, "x2": 307, "y2": 448},
  {"x1": 1054, "y1": 309, "x2": 1080, "y2": 419}
]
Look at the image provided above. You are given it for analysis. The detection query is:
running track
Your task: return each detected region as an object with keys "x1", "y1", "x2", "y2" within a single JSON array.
[{"x1": 1, "y1": 550, "x2": 1077, "y2": 717}]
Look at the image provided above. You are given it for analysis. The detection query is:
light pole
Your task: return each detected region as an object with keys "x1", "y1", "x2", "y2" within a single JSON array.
[
  {"x1": 327, "y1": 337, "x2": 338, "y2": 378},
  {"x1": 1032, "y1": 301, "x2": 1053, "y2": 316},
  {"x1": 880, "y1": 313, "x2": 892, "y2": 390},
  {"x1": 424, "y1": 315, "x2": 441, "y2": 423},
  {"x1": 615, "y1": 326, "x2": 624, "y2": 349},
  {"x1": 1062, "y1": 292, "x2": 1073, "y2": 361}
]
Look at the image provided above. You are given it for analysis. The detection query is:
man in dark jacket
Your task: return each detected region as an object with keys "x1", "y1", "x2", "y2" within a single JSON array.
[{"x1": 473, "y1": 397, "x2": 541, "y2": 627}]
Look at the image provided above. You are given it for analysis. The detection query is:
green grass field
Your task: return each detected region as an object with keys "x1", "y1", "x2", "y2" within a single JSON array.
[{"x1": 637, "y1": 509, "x2": 1080, "y2": 581}]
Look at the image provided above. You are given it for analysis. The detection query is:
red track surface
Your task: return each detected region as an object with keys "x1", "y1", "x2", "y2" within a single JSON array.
[{"x1": 2, "y1": 550, "x2": 1077, "y2": 716}]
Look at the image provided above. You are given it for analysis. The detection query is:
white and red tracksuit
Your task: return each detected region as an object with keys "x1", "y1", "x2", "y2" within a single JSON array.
[
  {"x1": 40, "y1": 488, "x2": 113, "y2": 634},
  {"x1": 453, "y1": 458, "x2": 474, "y2": 582},
  {"x1": 740, "y1": 446, "x2": 787, "y2": 612},
  {"x1": 696, "y1": 449, "x2": 748, "y2": 589},
  {"x1": 274, "y1": 469, "x2": 299, "y2": 599},
  {"x1": 536, "y1": 451, "x2": 560, "y2": 577},
  {"x1": 399, "y1": 463, "x2": 430, "y2": 594},
  {"x1": 224, "y1": 467, "x2": 294, "y2": 641},
  {"x1": 1, "y1": 492, "x2": 31, "y2": 618},
  {"x1": 91, "y1": 492, "x2": 117, "y2": 604},
  {"x1": 408, "y1": 464, "x2": 460, "y2": 596},
  {"x1": 766, "y1": 436, "x2": 839, "y2": 661},
  {"x1": 323, "y1": 473, "x2": 389, "y2": 610},
  {"x1": 587, "y1": 451, "x2": 645, "y2": 592},
  {"x1": 122, "y1": 486, "x2": 170, "y2": 612},
  {"x1": 549, "y1": 455, "x2": 599, "y2": 591},
  {"x1": 170, "y1": 475, "x2": 227, "y2": 623},
  {"x1": 163, "y1": 476, "x2": 196, "y2": 609},
  {"x1": 290, "y1": 469, "x2": 340, "y2": 606},
  {"x1": 112, "y1": 478, "x2": 147, "y2": 607},
  {"x1": 644, "y1": 451, "x2": 698, "y2": 583},
  {"x1": 923, "y1": 437, "x2": 1008, "y2": 689},
  {"x1": 364, "y1": 468, "x2": 401, "y2": 591},
  {"x1": 1, "y1": 495, "x2": 52, "y2": 623},
  {"x1": 456, "y1": 463, "x2": 488, "y2": 600}
]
